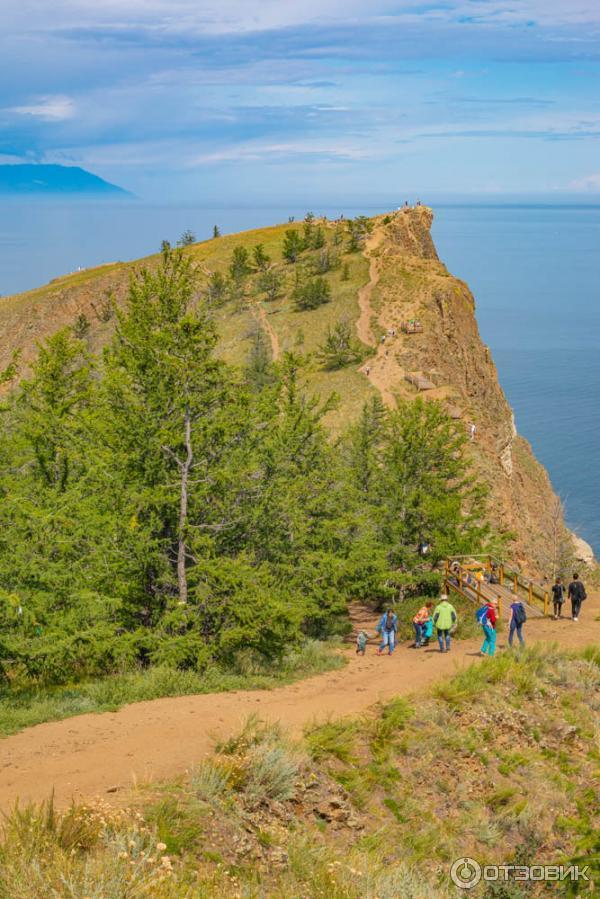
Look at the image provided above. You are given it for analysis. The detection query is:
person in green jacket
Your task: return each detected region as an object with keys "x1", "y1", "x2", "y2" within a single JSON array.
[{"x1": 433, "y1": 594, "x2": 457, "y2": 653}]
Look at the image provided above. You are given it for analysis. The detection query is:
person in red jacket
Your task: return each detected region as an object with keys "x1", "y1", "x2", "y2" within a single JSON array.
[{"x1": 480, "y1": 600, "x2": 498, "y2": 656}]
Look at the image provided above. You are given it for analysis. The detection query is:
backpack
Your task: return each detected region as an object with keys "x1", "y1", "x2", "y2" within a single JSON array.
[
  {"x1": 475, "y1": 605, "x2": 489, "y2": 626},
  {"x1": 513, "y1": 602, "x2": 526, "y2": 625}
]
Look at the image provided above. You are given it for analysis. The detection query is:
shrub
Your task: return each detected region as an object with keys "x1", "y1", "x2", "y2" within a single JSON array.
[
  {"x1": 189, "y1": 760, "x2": 232, "y2": 802},
  {"x1": 244, "y1": 744, "x2": 300, "y2": 802},
  {"x1": 292, "y1": 277, "x2": 331, "y2": 311}
]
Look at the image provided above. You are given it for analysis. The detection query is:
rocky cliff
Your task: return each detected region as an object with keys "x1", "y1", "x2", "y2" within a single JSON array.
[
  {"x1": 0, "y1": 208, "x2": 574, "y2": 570},
  {"x1": 362, "y1": 206, "x2": 570, "y2": 571}
]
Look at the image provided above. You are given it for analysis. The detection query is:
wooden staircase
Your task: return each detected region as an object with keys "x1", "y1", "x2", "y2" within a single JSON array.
[{"x1": 444, "y1": 558, "x2": 548, "y2": 618}]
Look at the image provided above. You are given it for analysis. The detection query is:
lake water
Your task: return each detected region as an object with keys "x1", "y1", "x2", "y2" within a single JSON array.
[{"x1": 1, "y1": 200, "x2": 599, "y2": 552}]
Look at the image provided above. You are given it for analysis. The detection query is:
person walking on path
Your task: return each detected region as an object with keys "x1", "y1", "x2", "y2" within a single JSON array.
[
  {"x1": 508, "y1": 598, "x2": 526, "y2": 648},
  {"x1": 412, "y1": 602, "x2": 433, "y2": 648},
  {"x1": 551, "y1": 577, "x2": 565, "y2": 619},
  {"x1": 568, "y1": 573, "x2": 587, "y2": 621},
  {"x1": 478, "y1": 599, "x2": 498, "y2": 656},
  {"x1": 433, "y1": 595, "x2": 457, "y2": 653},
  {"x1": 356, "y1": 630, "x2": 369, "y2": 656},
  {"x1": 376, "y1": 609, "x2": 398, "y2": 655}
]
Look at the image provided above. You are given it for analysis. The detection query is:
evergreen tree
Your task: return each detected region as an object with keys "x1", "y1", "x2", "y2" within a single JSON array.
[
  {"x1": 206, "y1": 271, "x2": 227, "y2": 305},
  {"x1": 257, "y1": 269, "x2": 282, "y2": 301},
  {"x1": 229, "y1": 246, "x2": 251, "y2": 282},
  {"x1": 374, "y1": 399, "x2": 488, "y2": 567},
  {"x1": 98, "y1": 246, "x2": 229, "y2": 613},
  {"x1": 213, "y1": 225, "x2": 221, "y2": 238},
  {"x1": 317, "y1": 321, "x2": 365, "y2": 370},
  {"x1": 346, "y1": 216, "x2": 373, "y2": 252},
  {"x1": 252, "y1": 244, "x2": 270, "y2": 271},
  {"x1": 177, "y1": 230, "x2": 196, "y2": 247},
  {"x1": 282, "y1": 230, "x2": 303, "y2": 263},
  {"x1": 292, "y1": 276, "x2": 331, "y2": 311},
  {"x1": 245, "y1": 327, "x2": 275, "y2": 391}
]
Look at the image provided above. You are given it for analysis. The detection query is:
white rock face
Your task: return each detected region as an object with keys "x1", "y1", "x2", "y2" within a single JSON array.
[
  {"x1": 500, "y1": 443, "x2": 513, "y2": 478},
  {"x1": 571, "y1": 533, "x2": 595, "y2": 566}
]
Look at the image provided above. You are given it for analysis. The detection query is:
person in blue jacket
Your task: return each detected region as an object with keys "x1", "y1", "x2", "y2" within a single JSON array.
[{"x1": 376, "y1": 609, "x2": 398, "y2": 655}]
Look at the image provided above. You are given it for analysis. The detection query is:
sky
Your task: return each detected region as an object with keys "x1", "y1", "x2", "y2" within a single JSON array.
[{"x1": 1, "y1": 1, "x2": 600, "y2": 202}]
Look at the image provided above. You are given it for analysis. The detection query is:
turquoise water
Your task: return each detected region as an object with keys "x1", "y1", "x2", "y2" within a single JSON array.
[{"x1": 1, "y1": 201, "x2": 598, "y2": 551}]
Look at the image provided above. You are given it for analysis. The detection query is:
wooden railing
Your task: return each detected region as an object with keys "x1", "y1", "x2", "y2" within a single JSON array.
[{"x1": 444, "y1": 557, "x2": 550, "y2": 616}]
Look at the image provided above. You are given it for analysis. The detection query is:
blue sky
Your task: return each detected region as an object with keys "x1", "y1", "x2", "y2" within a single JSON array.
[{"x1": 2, "y1": 0, "x2": 600, "y2": 201}]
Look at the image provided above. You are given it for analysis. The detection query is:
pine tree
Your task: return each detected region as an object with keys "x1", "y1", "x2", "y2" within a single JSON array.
[
  {"x1": 257, "y1": 269, "x2": 282, "y2": 301},
  {"x1": 99, "y1": 246, "x2": 228, "y2": 610},
  {"x1": 282, "y1": 230, "x2": 303, "y2": 263},
  {"x1": 317, "y1": 321, "x2": 364, "y2": 370},
  {"x1": 229, "y1": 246, "x2": 251, "y2": 282},
  {"x1": 245, "y1": 326, "x2": 275, "y2": 391},
  {"x1": 177, "y1": 230, "x2": 196, "y2": 247},
  {"x1": 252, "y1": 244, "x2": 271, "y2": 271},
  {"x1": 292, "y1": 276, "x2": 331, "y2": 311}
]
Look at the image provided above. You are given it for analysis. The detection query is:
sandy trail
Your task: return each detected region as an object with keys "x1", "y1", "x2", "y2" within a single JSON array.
[
  {"x1": 253, "y1": 302, "x2": 281, "y2": 361},
  {"x1": 1, "y1": 597, "x2": 598, "y2": 812}
]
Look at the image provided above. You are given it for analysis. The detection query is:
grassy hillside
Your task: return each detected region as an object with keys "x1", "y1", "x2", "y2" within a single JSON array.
[
  {"x1": 1, "y1": 216, "x2": 374, "y2": 431},
  {"x1": 1, "y1": 647, "x2": 597, "y2": 897}
]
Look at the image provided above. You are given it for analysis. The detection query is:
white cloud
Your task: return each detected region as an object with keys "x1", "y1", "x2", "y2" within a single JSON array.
[
  {"x1": 187, "y1": 140, "x2": 370, "y2": 165},
  {"x1": 569, "y1": 173, "x2": 600, "y2": 192},
  {"x1": 9, "y1": 95, "x2": 76, "y2": 121},
  {"x1": 6, "y1": 0, "x2": 600, "y2": 37}
]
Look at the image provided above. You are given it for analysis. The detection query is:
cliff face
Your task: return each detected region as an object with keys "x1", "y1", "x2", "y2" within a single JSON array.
[
  {"x1": 365, "y1": 207, "x2": 566, "y2": 570},
  {"x1": 0, "y1": 209, "x2": 570, "y2": 570}
]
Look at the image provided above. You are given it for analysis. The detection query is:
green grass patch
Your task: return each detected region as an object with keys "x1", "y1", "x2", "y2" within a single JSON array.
[
  {"x1": 0, "y1": 640, "x2": 344, "y2": 737},
  {"x1": 305, "y1": 718, "x2": 359, "y2": 764}
]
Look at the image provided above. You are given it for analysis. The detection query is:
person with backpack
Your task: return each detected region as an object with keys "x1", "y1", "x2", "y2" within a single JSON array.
[
  {"x1": 508, "y1": 598, "x2": 526, "y2": 647},
  {"x1": 376, "y1": 609, "x2": 398, "y2": 655},
  {"x1": 551, "y1": 577, "x2": 565, "y2": 619},
  {"x1": 568, "y1": 573, "x2": 587, "y2": 621},
  {"x1": 433, "y1": 595, "x2": 457, "y2": 653},
  {"x1": 412, "y1": 601, "x2": 433, "y2": 648},
  {"x1": 477, "y1": 599, "x2": 498, "y2": 656}
]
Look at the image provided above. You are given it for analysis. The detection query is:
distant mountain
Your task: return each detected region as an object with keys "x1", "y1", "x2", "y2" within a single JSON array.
[{"x1": 0, "y1": 164, "x2": 131, "y2": 196}]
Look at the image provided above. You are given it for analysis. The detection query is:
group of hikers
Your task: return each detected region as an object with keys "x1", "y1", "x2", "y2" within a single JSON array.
[{"x1": 355, "y1": 571, "x2": 587, "y2": 658}]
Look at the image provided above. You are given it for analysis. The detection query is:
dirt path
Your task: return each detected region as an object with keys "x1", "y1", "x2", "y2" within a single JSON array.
[
  {"x1": 1, "y1": 596, "x2": 598, "y2": 812},
  {"x1": 253, "y1": 302, "x2": 281, "y2": 361},
  {"x1": 356, "y1": 226, "x2": 407, "y2": 408},
  {"x1": 356, "y1": 231, "x2": 381, "y2": 349}
]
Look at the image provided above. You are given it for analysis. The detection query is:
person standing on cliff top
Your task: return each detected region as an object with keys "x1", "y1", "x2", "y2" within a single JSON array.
[
  {"x1": 568, "y1": 573, "x2": 587, "y2": 622},
  {"x1": 551, "y1": 577, "x2": 565, "y2": 619}
]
